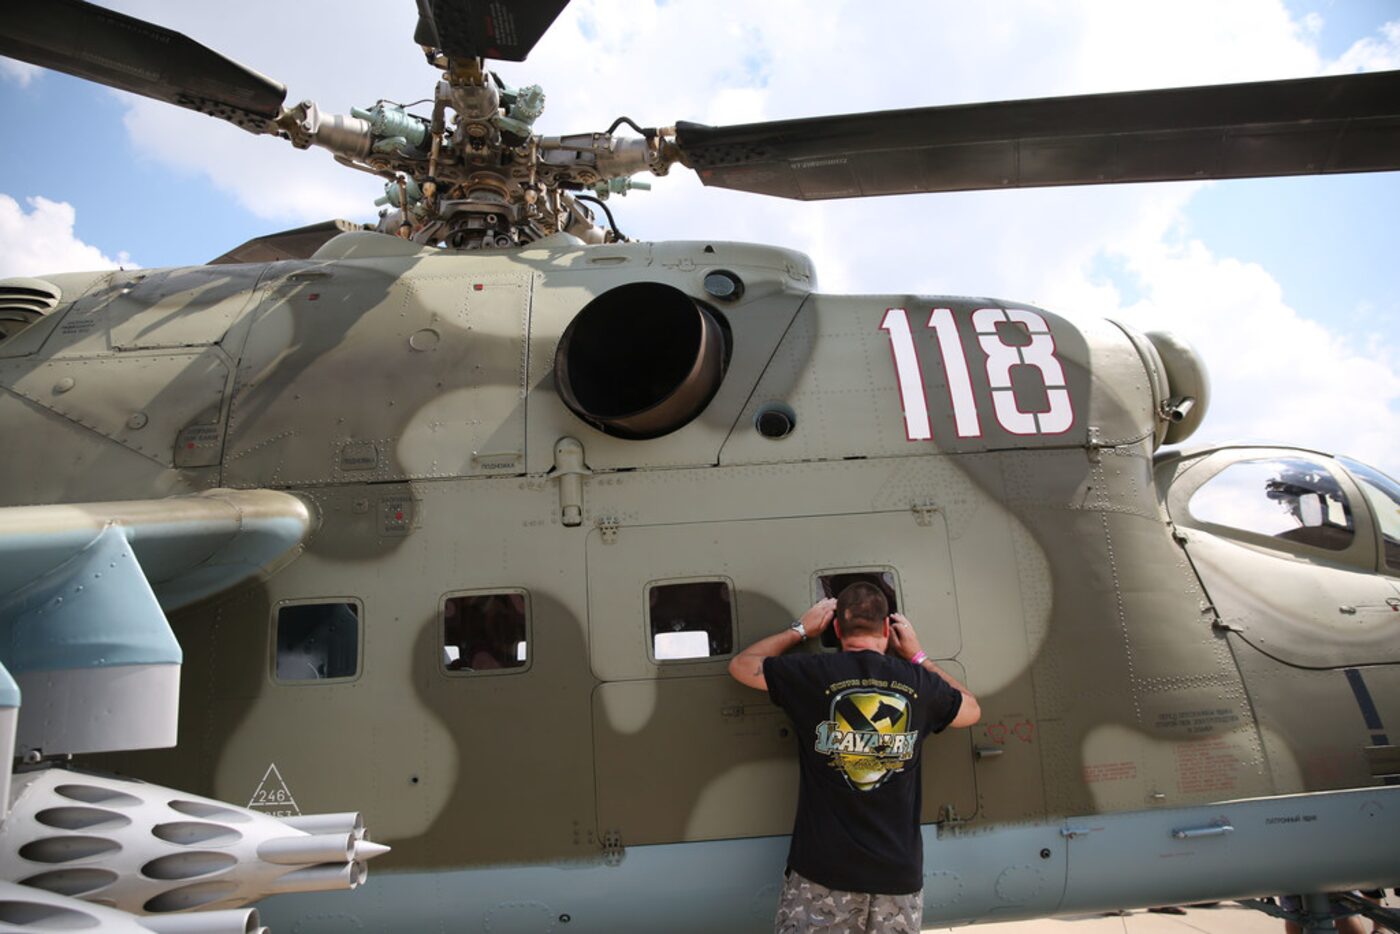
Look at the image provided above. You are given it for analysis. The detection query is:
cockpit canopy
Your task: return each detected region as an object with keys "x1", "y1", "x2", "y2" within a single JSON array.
[{"x1": 1160, "y1": 446, "x2": 1400, "y2": 575}]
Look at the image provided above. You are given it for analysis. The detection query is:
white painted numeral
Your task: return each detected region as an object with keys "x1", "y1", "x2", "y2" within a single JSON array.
[
  {"x1": 971, "y1": 308, "x2": 1073, "y2": 435},
  {"x1": 880, "y1": 306, "x2": 1073, "y2": 440},
  {"x1": 880, "y1": 308, "x2": 932, "y2": 441},
  {"x1": 927, "y1": 307, "x2": 981, "y2": 438}
]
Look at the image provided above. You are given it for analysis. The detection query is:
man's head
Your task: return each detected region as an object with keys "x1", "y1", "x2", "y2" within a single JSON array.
[{"x1": 834, "y1": 582, "x2": 889, "y2": 644}]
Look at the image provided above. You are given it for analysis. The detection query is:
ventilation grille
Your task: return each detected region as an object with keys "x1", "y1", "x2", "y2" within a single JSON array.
[{"x1": 0, "y1": 277, "x2": 61, "y2": 345}]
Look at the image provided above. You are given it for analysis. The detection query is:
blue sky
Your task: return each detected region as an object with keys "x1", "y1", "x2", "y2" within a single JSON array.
[
  {"x1": 1, "y1": 0, "x2": 1397, "y2": 476},
  {"x1": 1181, "y1": 175, "x2": 1399, "y2": 333}
]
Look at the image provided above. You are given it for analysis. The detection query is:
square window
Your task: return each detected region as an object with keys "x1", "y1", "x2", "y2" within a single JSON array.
[
  {"x1": 648, "y1": 580, "x2": 734, "y2": 661},
  {"x1": 275, "y1": 601, "x2": 360, "y2": 682},
  {"x1": 443, "y1": 592, "x2": 529, "y2": 673},
  {"x1": 816, "y1": 570, "x2": 900, "y2": 648}
]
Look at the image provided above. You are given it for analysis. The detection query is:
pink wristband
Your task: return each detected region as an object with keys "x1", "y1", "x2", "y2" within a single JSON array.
[{"x1": 910, "y1": 651, "x2": 927, "y2": 666}]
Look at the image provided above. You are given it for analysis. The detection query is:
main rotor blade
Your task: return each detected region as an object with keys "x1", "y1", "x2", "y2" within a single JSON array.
[
  {"x1": 0, "y1": 0, "x2": 286, "y2": 134},
  {"x1": 675, "y1": 70, "x2": 1400, "y2": 200},
  {"x1": 414, "y1": 0, "x2": 569, "y2": 62}
]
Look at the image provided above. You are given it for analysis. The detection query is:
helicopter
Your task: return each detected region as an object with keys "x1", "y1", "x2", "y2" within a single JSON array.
[{"x1": 0, "y1": 1, "x2": 1399, "y2": 932}]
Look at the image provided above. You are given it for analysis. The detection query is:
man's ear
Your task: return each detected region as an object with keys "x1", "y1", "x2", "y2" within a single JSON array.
[{"x1": 833, "y1": 618, "x2": 842, "y2": 641}]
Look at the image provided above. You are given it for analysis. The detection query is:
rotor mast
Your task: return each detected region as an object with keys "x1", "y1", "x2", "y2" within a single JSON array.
[{"x1": 275, "y1": 48, "x2": 677, "y2": 249}]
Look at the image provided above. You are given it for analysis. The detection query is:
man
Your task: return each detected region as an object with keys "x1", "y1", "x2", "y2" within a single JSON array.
[{"x1": 728, "y1": 583, "x2": 980, "y2": 933}]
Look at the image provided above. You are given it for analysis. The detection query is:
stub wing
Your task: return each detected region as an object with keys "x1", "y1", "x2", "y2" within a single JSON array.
[
  {"x1": 0, "y1": 489, "x2": 311, "y2": 762},
  {"x1": 0, "y1": 490, "x2": 391, "y2": 931}
]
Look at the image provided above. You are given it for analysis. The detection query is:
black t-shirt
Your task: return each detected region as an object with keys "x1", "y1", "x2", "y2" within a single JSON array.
[{"x1": 763, "y1": 649, "x2": 963, "y2": 895}]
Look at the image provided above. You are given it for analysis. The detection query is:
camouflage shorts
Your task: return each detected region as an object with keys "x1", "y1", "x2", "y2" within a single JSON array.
[{"x1": 774, "y1": 870, "x2": 923, "y2": 933}]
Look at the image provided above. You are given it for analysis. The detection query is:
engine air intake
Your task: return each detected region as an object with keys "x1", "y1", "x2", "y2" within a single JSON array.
[
  {"x1": 0, "y1": 277, "x2": 60, "y2": 345},
  {"x1": 554, "y1": 282, "x2": 728, "y2": 440}
]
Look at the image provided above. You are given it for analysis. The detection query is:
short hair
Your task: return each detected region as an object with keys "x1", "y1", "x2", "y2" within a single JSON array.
[{"x1": 835, "y1": 582, "x2": 888, "y2": 637}]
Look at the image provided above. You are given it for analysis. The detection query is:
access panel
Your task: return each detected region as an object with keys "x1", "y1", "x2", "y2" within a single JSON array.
[
  {"x1": 587, "y1": 511, "x2": 976, "y2": 846},
  {"x1": 225, "y1": 262, "x2": 532, "y2": 487},
  {"x1": 586, "y1": 512, "x2": 962, "y2": 683}
]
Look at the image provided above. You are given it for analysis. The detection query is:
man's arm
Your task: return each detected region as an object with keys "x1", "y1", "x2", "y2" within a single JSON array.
[
  {"x1": 887, "y1": 613, "x2": 981, "y2": 728},
  {"x1": 727, "y1": 598, "x2": 836, "y2": 691}
]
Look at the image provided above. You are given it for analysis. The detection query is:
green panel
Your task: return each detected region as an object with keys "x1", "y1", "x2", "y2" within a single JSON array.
[
  {"x1": 586, "y1": 512, "x2": 961, "y2": 684},
  {"x1": 592, "y1": 672, "x2": 979, "y2": 847},
  {"x1": 593, "y1": 675, "x2": 797, "y2": 845},
  {"x1": 224, "y1": 260, "x2": 532, "y2": 487},
  {"x1": 588, "y1": 511, "x2": 975, "y2": 845}
]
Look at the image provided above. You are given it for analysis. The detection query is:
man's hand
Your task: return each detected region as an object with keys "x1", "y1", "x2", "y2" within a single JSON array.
[
  {"x1": 888, "y1": 613, "x2": 981, "y2": 727},
  {"x1": 727, "y1": 598, "x2": 838, "y2": 692},
  {"x1": 799, "y1": 598, "x2": 837, "y2": 639},
  {"x1": 887, "y1": 612, "x2": 923, "y2": 661}
]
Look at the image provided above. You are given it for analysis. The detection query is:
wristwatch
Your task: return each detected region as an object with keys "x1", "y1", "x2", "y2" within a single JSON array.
[{"x1": 789, "y1": 619, "x2": 807, "y2": 641}]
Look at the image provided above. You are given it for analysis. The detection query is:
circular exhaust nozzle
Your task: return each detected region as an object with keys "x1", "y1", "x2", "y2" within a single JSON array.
[{"x1": 554, "y1": 282, "x2": 728, "y2": 440}]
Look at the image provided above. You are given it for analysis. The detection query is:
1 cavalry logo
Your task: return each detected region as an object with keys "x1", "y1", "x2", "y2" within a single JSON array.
[{"x1": 814, "y1": 687, "x2": 919, "y2": 791}]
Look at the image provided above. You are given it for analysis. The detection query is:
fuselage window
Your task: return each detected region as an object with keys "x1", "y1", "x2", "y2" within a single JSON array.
[
  {"x1": 648, "y1": 579, "x2": 735, "y2": 662},
  {"x1": 274, "y1": 601, "x2": 360, "y2": 682},
  {"x1": 1189, "y1": 456, "x2": 1355, "y2": 551},
  {"x1": 816, "y1": 570, "x2": 900, "y2": 648},
  {"x1": 443, "y1": 591, "x2": 530, "y2": 673},
  {"x1": 1341, "y1": 457, "x2": 1400, "y2": 572}
]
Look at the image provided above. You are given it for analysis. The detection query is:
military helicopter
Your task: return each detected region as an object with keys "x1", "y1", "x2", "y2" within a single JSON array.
[{"x1": 1, "y1": 1, "x2": 1399, "y2": 932}]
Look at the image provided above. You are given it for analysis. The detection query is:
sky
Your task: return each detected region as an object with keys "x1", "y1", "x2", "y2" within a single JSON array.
[{"x1": 1, "y1": 0, "x2": 1397, "y2": 477}]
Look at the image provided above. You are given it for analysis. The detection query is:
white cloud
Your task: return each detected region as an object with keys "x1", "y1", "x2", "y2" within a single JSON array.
[
  {"x1": 95, "y1": 0, "x2": 1334, "y2": 226},
  {"x1": 0, "y1": 195, "x2": 129, "y2": 278},
  {"x1": 101, "y1": 0, "x2": 430, "y2": 225},
  {"x1": 0, "y1": 59, "x2": 39, "y2": 87},
  {"x1": 1052, "y1": 200, "x2": 1400, "y2": 472},
  {"x1": 1329, "y1": 20, "x2": 1400, "y2": 73},
  {"x1": 119, "y1": 96, "x2": 383, "y2": 224}
]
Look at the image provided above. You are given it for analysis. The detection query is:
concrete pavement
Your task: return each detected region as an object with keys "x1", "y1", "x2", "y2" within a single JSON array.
[{"x1": 923, "y1": 895, "x2": 1399, "y2": 932}]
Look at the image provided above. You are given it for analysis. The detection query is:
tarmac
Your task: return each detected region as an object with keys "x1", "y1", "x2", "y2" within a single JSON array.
[
  {"x1": 923, "y1": 894, "x2": 1399, "y2": 932},
  {"x1": 924, "y1": 903, "x2": 1281, "y2": 932}
]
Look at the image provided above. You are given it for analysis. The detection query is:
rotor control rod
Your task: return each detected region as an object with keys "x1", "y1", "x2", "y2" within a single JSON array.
[
  {"x1": 280, "y1": 101, "x2": 374, "y2": 159},
  {"x1": 537, "y1": 131, "x2": 675, "y2": 182}
]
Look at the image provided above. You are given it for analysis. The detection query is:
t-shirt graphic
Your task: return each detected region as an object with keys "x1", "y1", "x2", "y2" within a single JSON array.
[
  {"x1": 814, "y1": 687, "x2": 919, "y2": 790},
  {"x1": 762, "y1": 649, "x2": 964, "y2": 895}
]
